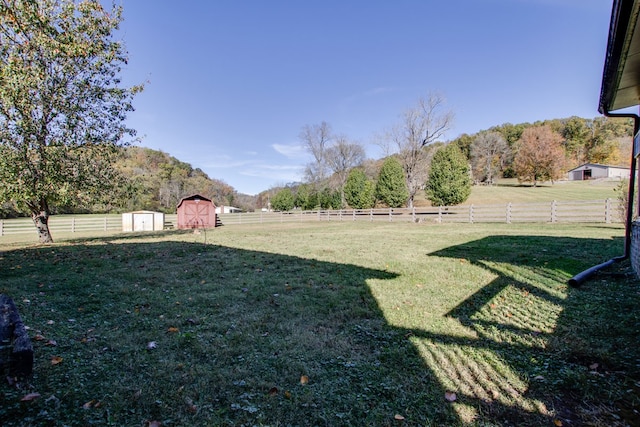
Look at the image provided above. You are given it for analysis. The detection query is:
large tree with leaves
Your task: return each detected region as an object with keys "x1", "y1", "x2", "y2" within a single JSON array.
[
  {"x1": 344, "y1": 168, "x2": 375, "y2": 209},
  {"x1": 513, "y1": 126, "x2": 565, "y2": 186},
  {"x1": 425, "y1": 143, "x2": 471, "y2": 207},
  {"x1": 0, "y1": 0, "x2": 142, "y2": 243},
  {"x1": 375, "y1": 156, "x2": 408, "y2": 208}
]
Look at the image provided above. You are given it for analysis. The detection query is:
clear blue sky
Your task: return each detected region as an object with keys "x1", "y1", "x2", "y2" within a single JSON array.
[{"x1": 119, "y1": 0, "x2": 613, "y2": 196}]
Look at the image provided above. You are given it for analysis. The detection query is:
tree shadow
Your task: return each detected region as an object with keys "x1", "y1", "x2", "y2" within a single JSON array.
[{"x1": 1, "y1": 232, "x2": 636, "y2": 426}]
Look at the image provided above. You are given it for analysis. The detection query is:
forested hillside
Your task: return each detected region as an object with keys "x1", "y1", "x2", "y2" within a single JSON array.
[
  {"x1": 0, "y1": 116, "x2": 634, "y2": 219},
  {"x1": 115, "y1": 147, "x2": 256, "y2": 213}
]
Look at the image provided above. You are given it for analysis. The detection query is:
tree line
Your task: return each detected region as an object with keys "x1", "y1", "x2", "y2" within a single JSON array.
[{"x1": 266, "y1": 94, "x2": 633, "y2": 212}]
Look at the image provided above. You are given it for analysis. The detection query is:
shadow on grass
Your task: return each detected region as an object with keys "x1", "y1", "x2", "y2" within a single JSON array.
[
  {"x1": 0, "y1": 238, "x2": 453, "y2": 426},
  {"x1": 428, "y1": 234, "x2": 640, "y2": 426},
  {"x1": 1, "y1": 232, "x2": 638, "y2": 426}
]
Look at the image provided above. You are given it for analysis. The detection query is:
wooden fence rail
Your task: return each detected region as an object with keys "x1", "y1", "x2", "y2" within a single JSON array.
[{"x1": 0, "y1": 199, "x2": 620, "y2": 238}]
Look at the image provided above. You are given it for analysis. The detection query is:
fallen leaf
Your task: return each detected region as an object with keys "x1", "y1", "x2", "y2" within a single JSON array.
[
  {"x1": 45, "y1": 340, "x2": 57, "y2": 346},
  {"x1": 268, "y1": 387, "x2": 278, "y2": 396},
  {"x1": 34, "y1": 334, "x2": 46, "y2": 341},
  {"x1": 82, "y1": 400, "x2": 95, "y2": 409},
  {"x1": 300, "y1": 375, "x2": 309, "y2": 385},
  {"x1": 51, "y1": 356, "x2": 63, "y2": 365},
  {"x1": 167, "y1": 327, "x2": 179, "y2": 333},
  {"x1": 284, "y1": 390, "x2": 292, "y2": 399},
  {"x1": 445, "y1": 391, "x2": 457, "y2": 402},
  {"x1": 21, "y1": 392, "x2": 41, "y2": 401},
  {"x1": 394, "y1": 414, "x2": 405, "y2": 420},
  {"x1": 553, "y1": 420, "x2": 563, "y2": 427},
  {"x1": 589, "y1": 363, "x2": 599, "y2": 371}
]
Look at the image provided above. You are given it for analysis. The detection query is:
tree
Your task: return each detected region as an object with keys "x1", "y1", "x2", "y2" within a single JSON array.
[
  {"x1": 0, "y1": 0, "x2": 142, "y2": 242},
  {"x1": 318, "y1": 187, "x2": 341, "y2": 209},
  {"x1": 470, "y1": 131, "x2": 510, "y2": 184},
  {"x1": 344, "y1": 168, "x2": 375, "y2": 209},
  {"x1": 375, "y1": 156, "x2": 408, "y2": 208},
  {"x1": 294, "y1": 183, "x2": 317, "y2": 210},
  {"x1": 513, "y1": 126, "x2": 566, "y2": 186},
  {"x1": 271, "y1": 187, "x2": 294, "y2": 211},
  {"x1": 300, "y1": 121, "x2": 332, "y2": 187},
  {"x1": 425, "y1": 144, "x2": 471, "y2": 206},
  {"x1": 324, "y1": 136, "x2": 366, "y2": 208},
  {"x1": 384, "y1": 93, "x2": 453, "y2": 208}
]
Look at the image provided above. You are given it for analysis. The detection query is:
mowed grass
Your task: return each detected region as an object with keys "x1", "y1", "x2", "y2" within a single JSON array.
[
  {"x1": 415, "y1": 178, "x2": 622, "y2": 207},
  {"x1": 1, "y1": 222, "x2": 639, "y2": 426}
]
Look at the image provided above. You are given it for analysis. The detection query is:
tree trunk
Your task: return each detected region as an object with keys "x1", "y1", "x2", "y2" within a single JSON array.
[{"x1": 32, "y1": 210, "x2": 54, "y2": 243}]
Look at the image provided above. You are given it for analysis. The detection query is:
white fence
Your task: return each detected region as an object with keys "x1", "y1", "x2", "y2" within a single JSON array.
[
  {"x1": 0, "y1": 199, "x2": 620, "y2": 237},
  {"x1": 218, "y1": 199, "x2": 618, "y2": 225}
]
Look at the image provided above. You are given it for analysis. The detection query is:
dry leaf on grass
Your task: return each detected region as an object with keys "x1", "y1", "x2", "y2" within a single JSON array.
[
  {"x1": 394, "y1": 414, "x2": 405, "y2": 420},
  {"x1": 20, "y1": 392, "x2": 41, "y2": 402},
  {"x1": 167, "y1": 327, "x2": 179, "y2": 333},
  {"x1": 444, "y1": 391, "x2": 457, "y2": 402},
  {"x1": 51, "y1": 356, "x2": 63, "y2": 365},
  {"x1": 553, "y1": 420, "x2": 563, "y2": 427},
  {"x1": 300, "y1": 375, "x2": 309, "y2": 385},
  {"x1": 268, "y1": 387, "x2": 278, "y2": 396}
]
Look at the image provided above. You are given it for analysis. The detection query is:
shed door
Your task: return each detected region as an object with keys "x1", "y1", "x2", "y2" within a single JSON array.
[
  {"x1": 134, "y1": 213, "x2": 154, "y2": 231},
  {"x1": 185, "y1": 202, "x2": 210, "y2": 228}
]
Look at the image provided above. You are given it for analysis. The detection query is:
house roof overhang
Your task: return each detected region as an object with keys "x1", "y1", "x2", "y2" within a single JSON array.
[{"x1": 599, "y1": 0, "x2": 640, "y2": 113}]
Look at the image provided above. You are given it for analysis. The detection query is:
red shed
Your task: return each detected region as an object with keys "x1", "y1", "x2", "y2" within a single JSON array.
[{"x1": 176, "y1": 194, "x2": 217, "y2": 229}]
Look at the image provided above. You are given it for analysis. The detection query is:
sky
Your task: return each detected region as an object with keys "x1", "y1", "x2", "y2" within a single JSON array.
[{"x1": 118, "y1": 0, "x2": 614, "y2": 195}]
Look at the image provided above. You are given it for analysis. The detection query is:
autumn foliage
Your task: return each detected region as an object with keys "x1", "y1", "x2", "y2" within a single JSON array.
[{"x1": 513, "y1": 126, "x2": 566, "y2": 186}]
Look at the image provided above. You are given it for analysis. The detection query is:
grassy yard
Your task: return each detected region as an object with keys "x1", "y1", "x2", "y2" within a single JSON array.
[
  {"x1": 415, "y1": 178, "x2": 623, "y2": 207},
  {"x1": 1, "y1": 222, "x2": 639, "y2": 426}
]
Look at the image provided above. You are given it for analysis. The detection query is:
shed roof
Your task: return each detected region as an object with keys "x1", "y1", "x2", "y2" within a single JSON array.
[
  {"x1": 176, "y1": 194, "x2": 214, "y2": 208},
  {"x1": 599, "y1": 0, "x2": 640, "y2": 113}
]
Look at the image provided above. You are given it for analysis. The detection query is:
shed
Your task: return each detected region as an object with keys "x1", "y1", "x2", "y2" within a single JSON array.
[
  {"x1": 568, "y1": 163, "x2": 630, "y2": 180},
  {"x1": 122, "y1": 211, "x2": 165, "y2": 232},
  {"x1": 177, "y1": 194, "x2": 217, "y2": 229}
]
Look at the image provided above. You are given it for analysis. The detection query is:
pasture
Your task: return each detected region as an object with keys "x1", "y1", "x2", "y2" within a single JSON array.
[{"x1": 1, "y1": 221, "x2": 639, "y2": 426}]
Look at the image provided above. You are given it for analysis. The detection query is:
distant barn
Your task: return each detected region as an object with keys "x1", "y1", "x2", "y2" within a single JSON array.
[
  {"x1": 568, "y1": 163, "x2": 629, "y2": 180},
  {"x1": 176, "y1": 194, "x2": 217, "y2": 229}
]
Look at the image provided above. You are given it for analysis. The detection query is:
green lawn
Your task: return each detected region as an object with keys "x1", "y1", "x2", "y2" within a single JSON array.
[
  {"x1": 1, "y1": 222, "x2": 639, "y2": 426},
  {"x1": 415, "y1": 178, "x2": 623, "y2": 206}
]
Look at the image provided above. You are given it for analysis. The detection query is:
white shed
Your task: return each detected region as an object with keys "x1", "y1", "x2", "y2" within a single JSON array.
[
  {"x1": 568, "y1": 163, "x2": 630, "y2": 180},
  {"x1": 122, "y1": 211, "x2": 165, "y2": 232}
]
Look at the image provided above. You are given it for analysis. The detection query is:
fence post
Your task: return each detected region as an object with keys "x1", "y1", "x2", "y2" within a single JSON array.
[
  {"x1": 438, "y1": 206, "x2": 442, "y2": 224},
  {"x1": 605, "y1": 198, "x2": 612, "y2": 223},
  {"x1": 551, "y1": 200, "x2": 557, "y2": 223},
  {"x1": 412, "y1": 207, "x2": 416, "y2": 223},
  {"x1": 506, "y1": 203, "x2": 512, "y2": 224},
  {"x1": 71, "y1": 217, "x2": 75, "y2": 233},
  {"x1": 389, "y1": 208, "x2": 393, "y2": 222},
  {"x1": 353, "y1": 210, "x2": 356, "y2": 221},
  {"x1": 370, "y1": 209, "x2": 373, "y2": 222},
  {"x1": 469, "y1": 205, "x2": 474, "y2": 223}
]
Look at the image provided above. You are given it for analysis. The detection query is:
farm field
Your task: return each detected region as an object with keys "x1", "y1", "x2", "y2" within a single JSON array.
[
  {"x1": 415, "y1": 178, "x2": 623, "y2": 207},
  {"x1": 1, "y1": 222, "x2": 638, "y2": 426}
]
